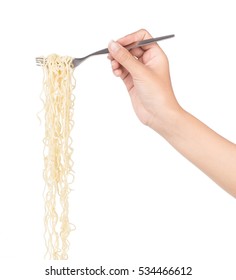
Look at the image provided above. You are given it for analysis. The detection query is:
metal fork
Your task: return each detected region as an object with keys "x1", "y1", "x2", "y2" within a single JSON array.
[{"x1": 36, "y1": 34, "x2": 174, "y2": 68}]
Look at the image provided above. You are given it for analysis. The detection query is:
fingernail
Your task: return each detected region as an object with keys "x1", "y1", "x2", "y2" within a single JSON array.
[{"x1": 109, "y1": 40, "x2": 120, "y2": 52}]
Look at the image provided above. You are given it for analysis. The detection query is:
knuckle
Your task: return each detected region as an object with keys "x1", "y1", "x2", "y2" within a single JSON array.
[
  {"x1": 138, "y1": 28, "x2": 152, "y2": 39},
  {"x1": 139, "y1": 28, "x2": 148, "y2": 33},
  {"x1": 117, "y1": 49, "x2": 130, "y2": 63}
]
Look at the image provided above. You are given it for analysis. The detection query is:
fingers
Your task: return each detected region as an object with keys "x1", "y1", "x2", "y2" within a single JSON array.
[
  {"x1": 130, "y1": 47, "x2": 145, "y2": 59},
  {"x1": 109, "y1": 55, "x2": 129, "y2": 79},
  {"x1": 117, "y1": 29, "x2": 153, "y2": 47},
  {"x1": 107, "y1": 29, "x2": 153, "y2": 64},
  {"x1": 107, "y1": 47, "x2": 144, "y2": 61},
  {"x1": 108, "y1": 29, "x2": 161, "y2": 78},
  {"x1": 108, "y1": 40, "x2": 144, "y2": 77},
  {"x1": 119, "y1": 29, "x2": 166, "y2": 58},
  {"x1": 110, "y1": 59, "x2": 122, "y2": 77}
]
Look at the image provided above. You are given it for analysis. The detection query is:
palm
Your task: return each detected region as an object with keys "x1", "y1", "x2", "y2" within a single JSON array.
[{"x1": 121, "y1": 48, "x2": 168, "y2": 125}]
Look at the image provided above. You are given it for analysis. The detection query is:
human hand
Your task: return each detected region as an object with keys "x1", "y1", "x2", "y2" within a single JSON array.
[
  {"x1": 109, "y1": 29, "x2": 236, "y2": 197},
  {"x1": 108, "y1": 29, "x2": 181, "y2": 134}
]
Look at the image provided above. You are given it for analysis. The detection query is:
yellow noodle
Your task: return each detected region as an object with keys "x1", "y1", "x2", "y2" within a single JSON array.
[{"x1": 40, "y1": 54, "x2": 76, "y2": 260}]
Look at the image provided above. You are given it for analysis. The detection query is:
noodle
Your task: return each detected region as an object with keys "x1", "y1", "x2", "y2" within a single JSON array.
[{"x1": 40, "y1": 54, "x2": 76, "y2": 260}]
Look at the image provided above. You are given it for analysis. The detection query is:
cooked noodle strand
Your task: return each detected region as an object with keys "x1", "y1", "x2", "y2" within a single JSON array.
[{"x1": 40, "y1": 54, "x2": 76, "y2": 260}]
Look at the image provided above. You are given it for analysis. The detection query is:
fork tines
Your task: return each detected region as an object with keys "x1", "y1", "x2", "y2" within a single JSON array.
[{"x1": 36, "y1": 57, "x2": 44, "y2": 66}]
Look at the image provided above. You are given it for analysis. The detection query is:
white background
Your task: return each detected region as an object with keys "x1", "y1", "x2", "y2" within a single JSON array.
[{"x1": 0, "y1": 0, "x2": 235, "y2": 279}]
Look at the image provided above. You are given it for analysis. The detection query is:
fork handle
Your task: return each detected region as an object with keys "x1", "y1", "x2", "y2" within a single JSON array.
[
  {"x1": 88, "y1": 34, "x2": 175, "y2": 57},
  {"x1": 133, "y1": 34, "x2": 175, "y2": 49},
  {"x1": 88, "y1": 48, "x2": 109, "y2": 57}
]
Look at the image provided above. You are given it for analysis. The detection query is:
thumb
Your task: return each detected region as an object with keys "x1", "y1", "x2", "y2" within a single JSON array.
[{"x1": 108, "y1": 40, "x2": 143, "y2": 76}]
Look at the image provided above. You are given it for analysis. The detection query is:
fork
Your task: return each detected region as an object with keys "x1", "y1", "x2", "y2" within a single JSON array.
[{"x1": 36, "y1": 34, "x2": 174, "y2": 68}]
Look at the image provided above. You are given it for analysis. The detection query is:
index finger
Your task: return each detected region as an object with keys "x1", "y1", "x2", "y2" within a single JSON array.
[{"x1": 117, "y1": 29, "x2": 155, "y2": 50}]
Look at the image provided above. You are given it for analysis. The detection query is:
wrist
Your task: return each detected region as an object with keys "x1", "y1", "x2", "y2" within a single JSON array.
[{"x1": 149, "y1": 104, "x2": 186, "y2": 140}]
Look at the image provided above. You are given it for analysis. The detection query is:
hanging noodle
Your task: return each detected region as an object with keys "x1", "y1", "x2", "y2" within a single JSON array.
[{"x1": 40, "y1": 54, "x2": 76, "y2": 260}]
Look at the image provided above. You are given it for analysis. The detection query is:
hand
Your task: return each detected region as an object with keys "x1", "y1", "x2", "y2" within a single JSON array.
[
  {"x1": 108, "y1": 29, "x2": 236, "y2": 197},
  {"x1": 108, "y1": 29, "x2": 181, "y2": 134}
]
